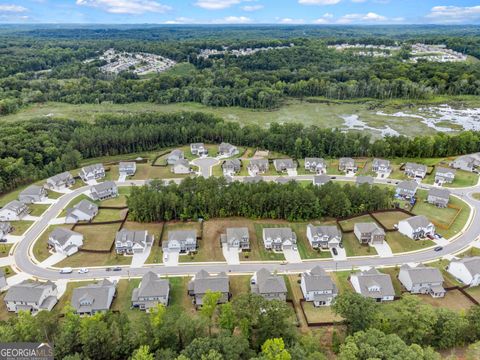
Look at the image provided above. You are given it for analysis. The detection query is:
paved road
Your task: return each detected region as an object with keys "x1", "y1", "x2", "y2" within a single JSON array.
[
  {"x1": 13, "y1": 175, "x2": 480, "y2": 281},
  {"x1": 191, "y1": 157, "x2": 220, "y2": 178}
]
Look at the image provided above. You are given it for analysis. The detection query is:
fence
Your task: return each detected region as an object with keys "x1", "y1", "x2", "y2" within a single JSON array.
[
  {"x1": 151, "y1": 151, "x2": 174, "y2": 167},
  {"x1": 336, "y1": 208, "x2": 415, "y2": 234}
]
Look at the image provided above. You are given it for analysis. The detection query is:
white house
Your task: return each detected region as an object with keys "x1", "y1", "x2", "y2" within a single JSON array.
[
  {"x1": 115, "y1": 229, "x2": 154, "y2": 254},
  {"x1": 65, "y1": 200, "x2": 98, "y2": 224},
  {"x1": 262, "y1": 227, "x2": 296, "y2": 251},
  {"x1": 398, "y1": 215, "x2": 435, "y2": 240},
  {"x1": 304, "y1": 158, "x2": 327, "y2": 174},
  {"x1": 79, "y1": 163, "x2": 105, "y2": 182},
  {"x1": 372, "y1": 158, "x2": 391, "y2": 176},
  {"x1": 0, "y1": 222, "x2": 12, "y2": 241},
  {"x1": 350, "y1": 268, "x2": 395, "y2": 302},
  {"x1": 19, "y1": 185, "x2": 48, "y2": 204},
  {"x1": 48, "y1": 227, "x2": 84, "y2": 256},
  {"x1": 399, "y1": 264, "x2": 445, "y2": 298},
  {"x1": 0, "y1": 201, "x2": 29, "y2": 221},
  {"x1": 300, "y1": 266, "x2": 338, "y2": 307},
  {"x1": 119, "y1": 162, "x2": 136, "y2": 176},
  {"x1": 447, "y1": 257, "x2": 480, "y2": 286},
  {"x1": 90, "y1": 181, "x2": 118, "y2": 201},
  {"x1": 306, "y1": 224, "x2": 341, "y2": 249},
  {"x1": 190, "y1": 143, "x2": 208, "y2": 156},
  {"x1": 46, "y1": 171, "x2": 75, "y2": 190}
]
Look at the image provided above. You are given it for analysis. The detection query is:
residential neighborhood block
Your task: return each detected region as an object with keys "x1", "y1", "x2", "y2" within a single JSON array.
[
  {"x1": 163, "y1": 230, "x2": 197, "y2": 254},
  {"x1": 221, "y1": 227, "x2": 250, "y2": 251},
  {"x1": 251, "y1": 268, "x2": 287, "y2": 301},
  {"x1": 447, "y1": 257, "x2": 480, "y2": 286},
  {"x1": 65, "y1": 199, "x2": 98, "y2": 224},
  {"x1": 350, "y1": 268, "x2": 395, "y2": 302},
  {"x1": 0, "y1": 201, "x2": 29, "y2": 221},
  {"x1": 188, "y1": 270, "x2": 229, "y2": 306},
  {"x1": 300, "y1": 266, "x2": 338, "y2": 307}
]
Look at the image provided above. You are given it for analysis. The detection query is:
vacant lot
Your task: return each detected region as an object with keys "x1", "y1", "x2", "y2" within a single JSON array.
[
  {"x1": 372, "y1": 211, "x2": 411, "y2": 230},
  {"x1": 342, "y1": 233, "x2": 377, "y2": 257},
  {"x1": 74, "y1": 223, "x2": 120, "y2": 251},
  {"x1": 10, "y1": 220, "x2": 34, "y2": 236},
  {"x1": 386, "y1": 231, "x2": 434, "y2": 253},
  {"x1": 132, "y1": 163, "x2": 192, "y2": 180}
]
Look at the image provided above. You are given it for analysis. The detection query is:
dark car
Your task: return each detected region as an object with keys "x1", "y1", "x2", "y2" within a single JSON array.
[
  {"x1": 434, "y1": 246, "x2": 443, "y2": 252},
  {"x1": 332, "y1": 248, "x2": 338, "y2": 255},
  {"x1": 106, "y1": 268, "x2": 112, "y2": 271},
  {"x1": 113, "y1": 266, "x2": 122, "y2": 271}
]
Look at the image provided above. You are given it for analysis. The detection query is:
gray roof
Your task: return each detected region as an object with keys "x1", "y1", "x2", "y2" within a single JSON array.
[
  {"x1": 190, "y1": 270, "x2": 229, "y2": 294},
  {"x1": 256, "y1": 268, "x2": 287, "y2": 294},
  {"x1": 223, "y1": 159, "x2": 241, "y2": 170},
  {"x1": 224, "y1": 227, "x2": 249, "y2": 243},
  {"x1": 47, "y1": 171, "x2": 73, "y2": 185},
  {"x1": 91, "y1": 181, "x2": 116, "y2": 193},
  {"x1": 20, "y1": 185, "x2": 45, "y2": 197},
  {"x1": 403, "y1": 215, "x2": 432, "y2": 229},
  {"x1": 219, "y1": 142, "x2": 236, "y2": 153},
  {"x1": 168, "y1": 230, "x2": 197, "y2": 242},
  {"x1": 263, "y1": 227, "x2": 295, "y2": 241},
  {"x1": 372, "y1": 158, "x2": 390, "y2": 167},
  {"x1": 397, "y1": 180, "x2": 418, "y2": 192},
  {"x1": 401, "y1": 264, "x2": 444, "y2": 284},
  {"x1": 249, "y1": 159, "x2": 269, "y2": 168},
  {"x1": 275, "y1": 177, "x2": 294, "y2": 184},
  {"x1": 273, "y1": 159, "x2": 295, "y2": 169},
  {"x1": 405, "y1": 162, "x2": 427, "y2": 173},
  {"x1": 436, "y1": 167, "x2": 456, "y2": 176},
  {"x1": 307, "y1": 224, "x2": 341, "y2": 240},
  {"x1": 243, "y1": 176, "x2": 263, "y2": 184},
  {"x1": 0, "y1": 222, "x2": 11, "y2": 233},
  {"x1": 305, "y1": 158, "x2": 326, "y2": 166},
  {"x1": 115, "y1": 229, "x2": 150, "y2": 248},
  {"x1": 71, "y1": 279, "x2": 115, "y2": 313},
  {"x1": 133, "y1": 272, "x2": 169, "y2": 298},
  {"x1": 49, "y1": 227, "x2": 82, "y2": 247},
  {"x1": 313, "y1": 175, "x2": 331, "y2": 186},
  {"x1": 82, "y1": 163, "x2": 104, "y2": 173},
  {"x1": 2, "y1": 200, "x2": 27, "y2": 213},
  {"x1": 119, "y1": 162, "x2": 136, "y2": 169},
  {"x1": 67, "y1": 199, "x2": 98, "y2": 218},
  {"x1": 169, "y1": 149, "x2": 184, "y2": 157},
  {"x1": 303, "y1": 266, "x2": 337, "y2": 293},
  {"x1": 354, "y1": 222, "x2": 385, "y2": 236},
  {"x1": 191, "y1": 143, "x2": 205, "y2": 149},
  {"x1": 4, "y1": 280, "x2": 57, "y2": 303},
  {"x1": 428, "y1": 188, "x2": 450, "y2": 200},
  {"x1": 339, "y1": 157, "x2": 355, "y2": 166},
  {"x1": 354, "y1": 268, "x2": 395, "y2": 298},
  {"x1": 356, "y1": 176, "x2": 374, "y2": 185},
  {"x1": 174, "y1": 159, "x2": 190, "y2": 168},
  {"x1": 454, "y1": 257, "x2": 480, "y2": 276}
]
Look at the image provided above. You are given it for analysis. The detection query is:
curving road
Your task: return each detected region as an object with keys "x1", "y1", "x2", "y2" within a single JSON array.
[{"x1": 12, "y1": 175, "x2": 480, "y2": 281}]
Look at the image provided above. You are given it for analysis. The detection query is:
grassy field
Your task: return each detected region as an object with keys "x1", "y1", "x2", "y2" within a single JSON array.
[
  {"x1": 75, "y1": 223, "x2": 120, "y2": 251},
  {"x1": 93, "y1": 208, "x2": 127, "y2": 222},
  {"x1": 29, "y1": 204, "x2": 51, "y2": 217},
  {"x1": 169, "y1": 277, "x2": 196, "y2": 315},
  {"x1": 342, "y1": 233, "x2": 377, "y2": 257},
  {"x1": 0, "y1": 244, "x2": 12, "y2": 258},
  {"x1": 10, "y1": 220, "x2": 34, "y2": 235},
  {"x1": 386, "y1": 232, "x2": 435, "y2": 253},
  {"x1": 338, "y1": 214, "x2": 377, "y2": 232},
  {"x1": 229, "y1": 275, "x2": 251, "y2": 299},
  {"x1": 372, "y1": 211, "x2": 411, "y2": 230},
  {"x1": 418, "y1": 290, "x2": 474, "y2": 312}
]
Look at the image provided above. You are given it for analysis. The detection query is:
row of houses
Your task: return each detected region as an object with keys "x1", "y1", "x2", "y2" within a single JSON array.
[
  {"x1": 396, "y1": 179, "x2": 451, "y2": 207},
  {"x1": 15, "y1": 256, "x2": 480, "y2": 315}
]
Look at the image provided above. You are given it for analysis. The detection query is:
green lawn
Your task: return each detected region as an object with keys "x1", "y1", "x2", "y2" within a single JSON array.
[
  {"x1": 10, "y1": 220, "x2": 34, "y2": 235},
  {"x1": 229, "y1": 275, "x2": 251, "y2": 299},
  {"x1": 289, "y1": 222, "x2": 333, "y2": 260},
  {"x1": 56, "y1": 248, "x2": 132, "y2": 268},
  {"x1": 93, "y1": 208, "x2": 126, "y2": 222},
  {"x1": 32, "y1": 225, "x2": 72, "y2": 262},
  {"x1": 342, "y1": 233, "x2": 378, "y2": 257},
  {"x1": 331, "y1": 271, "x2": 354, "y2": 294},
  {"x1": 74, "y1": 223, "x2": 120, "y2": 251},
  {"x1": 29, "y1": 203, "x2": 51, "y2": 217},
  {"x1": 111, "y1": 279, "x2": 146, "y2": 322},
  {"x1": 48, "y1": 190, "x2": 64, "y2": 200},
  {"x1": 252, "y1": 223, "x2": 288, "y2": 261},
  {"x1": 372, "y1": 211, "x2": 411, "y2": 230},
  {"x1": 302, "y1": 302, "x2": 344, "y2": 323},
  {"x1": 424, "y1": 168, "x2": 478, "y2": 188},
  {"x1": 0, "y1": 244, "x2": 12, "y2": 258},
  {"x1": 386, "y1": 231, "x2": 435, "y2": 253},
  {"x1": 338, "y1": 214, "x2": 377, "y2": 232},
  {"x1": 378, "y1": 267, "x2": 404, "y2": 297},
  {"x1": 168, "y1": 277, "x2": 196, "y2": 314}
]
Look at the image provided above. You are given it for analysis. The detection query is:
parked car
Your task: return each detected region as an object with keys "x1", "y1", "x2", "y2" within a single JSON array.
[
  {"x1": 0, "y1": 239, "x2": 7, "y2": 243},
  {"x1": 113, "y1": 266, "x2": 122, "y2": 271},
  {"x1": 78, "y1": 268, "x2": 89, "y2": 274},
  {"x1": 434, "y1": 246, "x2": 443, "y2": 252},
  {"x1": 59, "y1": 267, "x2": 73, "y2": 274},
  {"x1": 332, "y1": 248, "x2": 338, "y2": 255}
]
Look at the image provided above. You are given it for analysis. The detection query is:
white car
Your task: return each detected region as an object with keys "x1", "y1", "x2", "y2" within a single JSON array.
[
  {"x1": 59, "y1": 267, "x2": 73, "y2": 274},
  {"x1": 78, "y1": 268, "x2": 89, "y2": 274}
]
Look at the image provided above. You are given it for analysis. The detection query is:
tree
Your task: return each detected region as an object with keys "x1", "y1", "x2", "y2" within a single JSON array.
[
  {"x1": 218, "y1": 302, "x2": 236, "y2": 334},
  {"x1": 131, "y1": 345, "x2": 154, "y2": 360},
  {"x1": 433, "y1": 308, "x2": 469, "y2": 349},
  {"x1": 332, "y1": 292, "x2": 377, "y2": 334},
  {"x1": 466, "y1": 340, "x2": 480, "y2": 360},
  {"x1": 200, "y1": 291, "x2": 222, "y2": 335},
  {"x1": 260, "y1": 338, "x2": 291, "y2": 360}
]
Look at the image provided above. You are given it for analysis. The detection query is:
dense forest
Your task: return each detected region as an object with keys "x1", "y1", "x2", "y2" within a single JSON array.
[
  {"x1": 1, "y1": 291, "x2": 480, "y2": 359},
  {"x1": 127, "y1": 178, "x2": 393, "y2": 222},
  {"x1": 2, "y1": 111, "x2": 480, "y2": 194},
  {"x1": 1, "y1": 25, "x2": 479, "y2": 114}
]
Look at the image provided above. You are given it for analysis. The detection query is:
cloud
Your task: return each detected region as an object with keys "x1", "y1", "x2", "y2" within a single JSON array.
[
  {"x1": 0, "y1": 4, "x2": 28, "y2": 12},
  {"x1": 298, "y1": 0, "x2": 341, "y2": 5},
  {"x1": 75, "y1": 0, "x2": 171, "y2": 14},
  {"x1": 314, "y1": 12, "x2": 334, "y2": 23},
  {"x1": 164, "y1": 17, "x2": 194, "y2": 24},
  {"x1": 426, "y1": 6, "x2": 480, "y2": 24},
  {"x1": 214, "y1": 16, "x2": 252, "y2": 23},
  {"x1": 279, "y1": 18, "x2": 305, "y2": 24},
  {"x1": 242, "y1": 4, "x2": 263, "y2": 11},
  {"x1": 337, "y1": 12, "x2": 388, "y2": 23},
  {"x1": 194, "y1": 0, "x2": 242, "y2": 10}
]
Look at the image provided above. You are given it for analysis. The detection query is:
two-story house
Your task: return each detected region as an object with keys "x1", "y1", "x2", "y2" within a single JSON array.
[
  {"x1": 163, "y1": 230, "x2": 197, "y2": 254},
  {"x1": 354, "y1": 223, "x2": 385, "y2": 245},
  {"x1": 71, "y1": 279, "x2": 117, "y2": 315},
  {"x1": 404, "y1": 162, "x2": 427, "y2": 179},
  {"x1": 188, "y1": 270, "x2": 229, "y2": 307},
  {"x1": 350, "y1": 268, "x2": 395, "y2": 302},
  {"x1": 221, "y1": 227, "x2": 250, "y2": 251},
  {"x1": 218, "y1": 142, "x2": 239, "y2": 157},
  {"x1": 48, "y1": 227, "x2": 84, "y2": 256},
  {"x1": 222, "y1": 159, "x2": 241, "y2": 176},
  {"x1": 451, "y1": 154, "x2": 480, "y2": 172},
  {"x1": 172, "y1": 159, "x2": 192, "y2": 174},
  {"x1": 304, "y1": 158, "x2": 327, "y2": 174},
  {"x1": 0, "y1": 222, "x2": 12, "y2": 241},
  {"x1": 273, "y1": 159, "x2": 296, "y2": 173},
  {"x1": 90, "y1": 181, "x2": 118, "y2": 201},
  {"x1": 301, "y1": 266, "x2": 338, "y2": 307},
  {"x1": 262, "y1": 227, "x2": 297, "y2": 251},
  {"x1": 399, "y1": 264, "x2": 445, "y2": 298},
  {"x1": 398, "y1": 215, "x2": 435, "y2": 240},
  {"x1": 79, "y1": 163, "x2": 105, "y2": 182},
  {"x1": 167, "y1": 149, "x2": 185, "y2": 165},
  {"x1": 19, "y1": 185, "x2": 48, "y2": 204},
  {"x1": 115, "y1": 229, "x2": 153, "y2": 255},
  {"x1": 434, "y1": 167, "x2": 456, "y2": 185},
  {"x1": 427, "y1": 188, "x2": 450, "y2": 208},
  {"x1": 338, "y1": 158, "x2": 357, "y2": 174},
  {"x1": 247, "y1": 159, "x2": 269, "y2": 176},
  {"x1": 46, "y1": 171, "x2": 75, "y2": 190},
  {"x1": 119, "y1": 162, "x2": 136, "y2": 176},
  {"x1": 190, "y1": 143, "x2": 208, "y2": 156},
  {"x1": 356, "y1": 176, "x2": 374, "y2": 186},
  {"x1": 65, "y1": 199, "x2": 98, "y2": 224},
  {"x1": 132, "y1": 272, "x2": 170, "y2": 310},
  {"x1": 251, "y1": 268, "x2": 287, "y2": 301},
  {"x1": 372, "y1": 158, "x2": 391, "y2": 176},
  {"x1": 395, "y1": 180, "x2": 418, "y2": 199},
  {"x1": 0, "y1": 201, "x2": 29, "y2": 221},
  {"x1": 313, "y1": 175, "x2": 331, "y2": 186},
  {"x1": 306, "y1": 224, "x2": 341, "y2": 249},
  {"x1": 447, "y1": 257, "x2": 480, "y2": 287},
  {"x1": 4, "y1": 280, "x2": 58, "y2": 313}
]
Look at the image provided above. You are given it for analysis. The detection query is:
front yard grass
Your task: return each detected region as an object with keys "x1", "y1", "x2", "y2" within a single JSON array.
[
  {"x1": 0, "y1": 244, "x2": 12, "y2": 258},
  {"x1": 56, "y1": 248, "x2": 132, "y2": 268},
  {"x1": 47, "y1": 190, "x2": 64, "y2": 200},
  {"x1": 342, "y1": 233, "x2": 378, "y2": 257},
  {"x1": 29, "y1": 204, "x2": 51, "y2": 217},
  {"x1": 10, "y1": 220, "x2": 34, "y2": 236},
  {"x1": 74, "y1": 223, "x2": 120, "y2": 251},
  {"x1": 386, "y1": 231, "x2": 434, "y2": 253}
]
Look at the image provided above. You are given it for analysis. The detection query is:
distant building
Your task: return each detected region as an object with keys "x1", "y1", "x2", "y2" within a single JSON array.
[
  {"x1": 273, "y1": 159, "x2": 296, "y2": 173},
  {"x1": 167, "y1": 149, "x2": 184, "y2": 165},
  {"x1": 354, "y1": 223, "x2": 385, "y2": 245},
  {"x1": 313, "y1": 175, "x2": 331, "y2": 186},
  {"x1": 71, "y1": 279, "x2": 116, "y2": 315},
  {"x1": 132, "y1": 272, "x2": 170, "y2": 310},
  {"x1": 338, "y1": 158, "x2": 357, "y2": 173},
  {"x1": 356, "y1": 176, "x2": 374, "y2": 186},
  {"x1": 404, "y1": 163, "x2": 427, "y2": 179},
  {"x1": 350, "y1": 268, "x2": 395, "y2": 302},
  {"x1": 90, "y1": 181, "x2": 118, "y2": 201},
  {"x1": 172, "y1": 159, "x2": 192, "y2": 174},
  {"x1": 46, "y1": 171, "x2": 75, "y2": 190},
  {"x1": 399, "y1": 264, "x2": 445, "y2": 298},
  {"x1": 304, "y1": 158, "x2": 327, "y2": 174},
  {"x1": 0, "y1": 201, "x2": 29, "y2": 221},
  {"x1": 79, "y1": 164, "x2": 105, "y2": 182},
  {"x1": 435, "y1": 167, "x2": 456, "y2": 185},
  {"x1": 221, "y1": 227, "x2": 250, "y2": 251},
  {"x1": 372, "y1": 159, "x2": 391, "y2": 176},
  {"x1": 306, "y1": 224, "x2": 341, "y2": 249},
  {"x1": 19, "y1": 185, "x2": 47, "y2": 204},
  {"x1": 222, "y1": 159, "x2": 241, "y2": 176},
  {"x1": 301, "y1": 266, "x2": 338, "y2": 306},
  {"x1": 115, "y1": 229, "x2": 153, "y2": 254},
  {"x1": 188, "y1": 270, "x2": 229, "y2": 306},
  {"x1": 247, "y1": 159, "x2": 269, "y2": 176},
  {"x1": 451, "y1": 154, "x2": 480, "y2": 172},
  {"x1": 163, "y1": 230, "x2": 197, "y2": 253},
  {"x1": 396, "y1": 180, "x2": 418, "y2": 199},
  {"x1": 190, "y1": 143, "x2": 208, "y2": 156},
  {"x1": 4, "y1": 280, "x2": 58, "y2": 313},
  {"x1": 262, "y1": 227, "x2": 297, "y2": 251},
  {"x1": 48, "y1": 227, "x2": 83, "y2": 256},
  {"x1": 398, "y1": 215, "x2": 435, "y2": 240},
  {"x1": 65, "y1": 199, "x2": 98, "y2": 224},
  {"x1": 427, "y1": 188, "x2": 450, "y2": 208},
  {"x1": 251, "y1": 268, "x2": 287, "y2": 301},
  {"x1": 119, "y1": 162, "x2": 136, "y2": 176},
  {"x1": 218, "y1": 143, "x2": 238, "y2": 157}
]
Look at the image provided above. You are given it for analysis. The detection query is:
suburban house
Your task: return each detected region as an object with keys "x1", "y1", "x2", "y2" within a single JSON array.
[
  {"x1": 71, "y1": 279, "x2": 117, "y2": 315},
  {"x1": 188, "y1": 270, "x2": 229, "y2": 306},
  {"x1": 167, "y1": 149, "x2": 185, "y2": 165},
  {"x1": 172, "y1": 159, "x2": 192, "y2": 174},
  {"x1": 115, "y1": 229, "x2": 153, "y2": 254},
  {"x1": 451, "y1": 154, "x2": 480, "y2": 172},
  {"x1": 132, "y1": 272, "x2": 170, "y2": 310},
  {"x1": 354, "y1": 223, "x2": 385, "y2": 245},
  {"x1": 4, "y1": 280, "x2": 58, "y2": 313},
  {"x1": 356, "y1": 176, "x2": 374, "y2": 186},
  {"x1": 304, "y1": 158, "x2": 327, "y2": 174},
  {"x1": 90, "y1": 181, "x2": 118, "y2": 201},
  {"x1": 372, "y1": 158, "x2": 391, "y2": 175},
  {"x1": 313, "y1": 175, "x2": 331, "y2": 186},
  {"x1": 19, "y1": 185, "x2": 48, "y2": 204},
  {"x1": 0, "y1": 200, "x2": 29, "y2": 221},
  {"x1": 273, "y1": 159, "x2": 296, "y2": 173},
  {"x1": 221, "y1": 227, "x2": 250, "y2": 251},
  {"x1": 427, "y1": 188, "x2": 450, "y2": 208},
  {"x1": 218, "y1": 142, "x2": 239, "y2": 157},
  {"x1": 435, "y1": 167, "x2": 456, "y2": 185},
  {"x1": 399, "y1": 264, "x2": 446, "y2": 298},
  {"x1": 398, "y1": 215, "x2": 435, "y2": 240},
  {"x1": 251, "y1": 268, "x2": 287, "y2": 301},
  {"x1": 396, "y1": 180, "x2": 418, "y2": 199},
  {"x1": 262, "y1": 227, "x2": 297, "y2": 251},
  {"x1": 190, "y1": 143, "x2": 208, "y2": 156},
  {"x1": 65, "y1": 199, "x2": 98, "y2": 224},
  {"x1": 350, "y1": 268, "x2": 395, "y2": 302},
  {"x1": 301, "y1": 266, "x2": 338, "y2": 307},
  {"x1": 46, "y1": 171, "x2": 75, "y2": 190},
  {"x1": 48, "y1": 227, "x2": 84, "y2": 256},
  {"x1": 0, "y1": 222, "x2": 12, "y2": 240},
  {"x1": 247, "y1": 159, "x2": 269, "y2": 176},
  {"x1": 243, "y1": 175, "x2": 263, "y2": 184},
  {"x1": 119, "y1": 162, "x2": 136, "y2": 176},
  {"x1": 163, "y1": 230, "x2": 197, "y2": 253},
  {"x1": 79, "y1": 163, "x2": 105, "y2": 182},
  {"x1": 306, "y1": 224, "x2": 342, "y2": 249},
  {"x1": 447, "y1": 257, "x2": 480, "y2": 286},
  {"x1": 222, "y1": 159, "x2": 241, "y2": 176},
  {"x1": 338, "y1": 158, "x2": 357, "y2": 173},
  {"x1": 404, "y1": 162, "x2": 427, "y2": 179}
]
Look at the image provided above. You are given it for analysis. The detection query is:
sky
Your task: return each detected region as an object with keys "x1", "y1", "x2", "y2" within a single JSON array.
[{"x1": 0, "y1": 0, "x2": 480, "y2": 25}]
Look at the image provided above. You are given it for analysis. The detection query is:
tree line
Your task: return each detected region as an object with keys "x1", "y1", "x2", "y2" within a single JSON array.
[
  {"x1": 127, "y1": 177, "x2": 393, "y2": 222},
  {"x1": 2, "y1": 111, "x2": 480, "y2": 194}
]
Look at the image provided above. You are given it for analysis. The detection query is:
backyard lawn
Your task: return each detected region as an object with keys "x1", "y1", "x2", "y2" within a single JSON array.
[
  {"x1": 372, "y1": 211, "x2": 411, "y2": 230},
  {"x1": 93, "y1": 208, "x2": 127, "y2": 222},
  {"x1": 331, "y1": 271, "x2": 354, "y2": 294},
  {"x1": 74, "y1": 223, "x2": 121, "y2": 251},
  {"x1": 386, "y1": 232, "x2": 434, "y2": 253},
  {"x1": 169, "y1": 277, "x2": 196, "y2": 315},
  {"x1": 378, "y1": 267, "x2": 404, "y2": 297},
  {"x1": 10, "y1": 220, "x2": 34, "y2": 236},
  {"x1": 302, "y1": 303, "x2": 344, "y2": 323},
  {"x1": 111, "y1": 279, "x2": 145, "y2": 322},
  {"x1": 229, "y1": 275, "x2": 251, "y2": 298},
  {"x1": 342, "y1": 233, "x2": 378, "y2": 257},
  {"x1": 338, "y1": 214, "x2": 377, "y2": 232},
  {"x1": 418, "y1": 290, "x2": 474, "y2": 312}
]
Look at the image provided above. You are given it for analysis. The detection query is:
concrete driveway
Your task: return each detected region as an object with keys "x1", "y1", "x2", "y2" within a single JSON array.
[
  {"x1": 330, "y1": 247, "x2": 347, "y2": 260},
  {"x1": 372, "y1": 243, "x2": 393, "y2": 258},
  {"x1": 222, "y1": 245, "x2": 240, "y2": 265},
  {"x1": 131, "y1": 247, "x2": 152, "y2": 268},
  {"x1": 191, "y1": 157, "x2": 220, "y2": 178},
  {"x1": 163, "y1": 250, "x2": 180, "y2": 266},
  {"x1": 283, "y1": 248, "x2": 302, "y2": 263},
  {"x1": 118, "y1": 174, "x2": 127, "y2": 182},
  {"x1": 39, "y1": 253, "x2": 67, "y2": 268}
]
